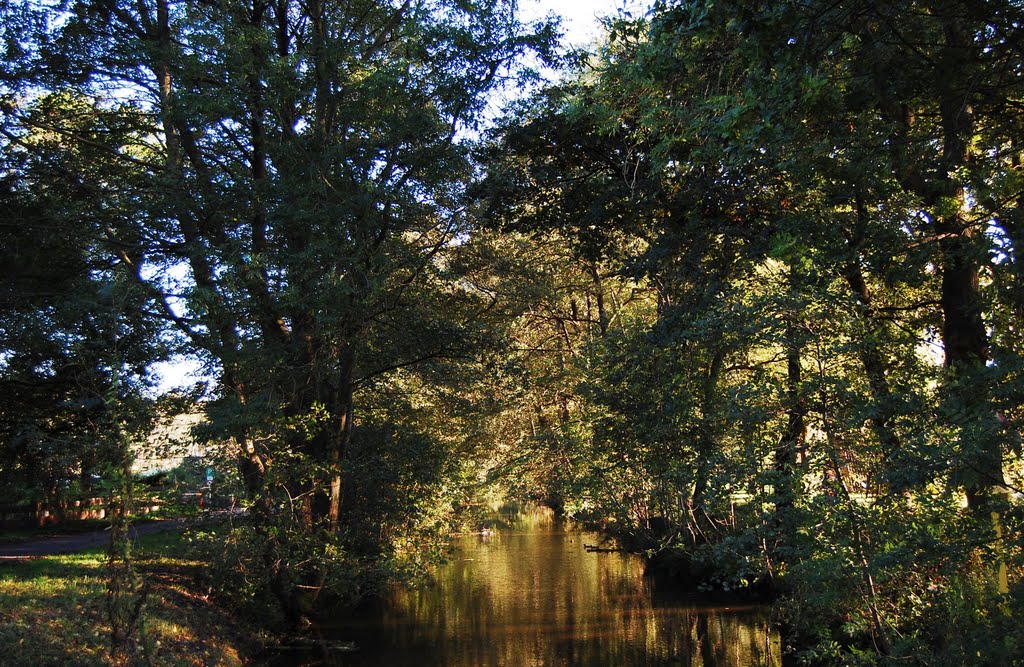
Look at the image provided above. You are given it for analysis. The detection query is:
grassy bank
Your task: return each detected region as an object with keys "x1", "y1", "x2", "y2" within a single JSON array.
[{"x1": 0, "y1": 528, "x2": 267, "y2": 666}]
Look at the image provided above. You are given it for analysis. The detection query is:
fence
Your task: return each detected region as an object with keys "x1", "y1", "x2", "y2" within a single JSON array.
[{"x1": 0, "y1": 498, "x2": 163, "y2": 528}]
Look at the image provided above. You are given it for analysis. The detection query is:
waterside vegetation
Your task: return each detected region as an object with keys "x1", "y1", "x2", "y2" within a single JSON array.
[{"x1": 2, "y1": 0, "x2": 1024, "y2": 664}]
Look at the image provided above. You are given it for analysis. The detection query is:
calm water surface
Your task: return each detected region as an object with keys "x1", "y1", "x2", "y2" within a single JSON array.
[{"x1": 283, "y1": 510, "x2": 780, "y2": 666}]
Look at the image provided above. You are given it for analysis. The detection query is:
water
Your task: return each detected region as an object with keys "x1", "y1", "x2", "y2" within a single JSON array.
[{"x1": 279, "y1": 509, "x2": 780, "y2": 666}]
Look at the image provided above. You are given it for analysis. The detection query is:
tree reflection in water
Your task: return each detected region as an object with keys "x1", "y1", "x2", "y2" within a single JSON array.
[{"x1": 293, "y1": 508, "x2": 779, "y2": 666}]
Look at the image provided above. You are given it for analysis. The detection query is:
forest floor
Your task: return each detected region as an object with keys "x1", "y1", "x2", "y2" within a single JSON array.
[{"x1": 0, "y1": 526, "x2": 268, "y2": 666}]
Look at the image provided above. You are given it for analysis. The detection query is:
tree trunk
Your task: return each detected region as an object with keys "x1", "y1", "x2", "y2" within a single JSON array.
[
  {"x1": 774, "y1": 322, "x2": 806, "y2": 514},
  {"x1": 328, "y1": 345, "x2": 355, "y2": 533},
  {"x1": 690, "y1": 344, "x2": 724, "y2": 515},
  {"x1": 933, "y1": 15, "x2": 1008, "y2": 593},
  {"x1": 867, "y1": 11, "x2": 1008, "y2": 591},
  {"x1": 840, "y1": 246, "x2": 901, "y2": 465}
]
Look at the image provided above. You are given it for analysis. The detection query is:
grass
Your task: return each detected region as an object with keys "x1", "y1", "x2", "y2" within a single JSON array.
[{"x1": 0, "y1": 526, "x2": 267, "y2": 666}]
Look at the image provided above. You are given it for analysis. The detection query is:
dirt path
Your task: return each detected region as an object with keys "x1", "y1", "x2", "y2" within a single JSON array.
[{"x1": 0, "y1": 520, "x2": 183, "y2": 558}]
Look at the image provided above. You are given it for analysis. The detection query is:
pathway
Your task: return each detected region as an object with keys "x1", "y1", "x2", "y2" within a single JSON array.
[{"x1": 0, "y1": 520, "x2": 183, "y2": 559}]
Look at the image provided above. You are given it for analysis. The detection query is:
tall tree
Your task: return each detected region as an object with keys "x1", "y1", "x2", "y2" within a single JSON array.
[
  {"x1": 5, "y1": 0, "x2": 556, "y2": 619},
  {"x1": 477, "y1": 0, "x2": 1024, "y2": 660},
  {"x1": 0, "y1": 92, "x2": 162, "y2": 507}
]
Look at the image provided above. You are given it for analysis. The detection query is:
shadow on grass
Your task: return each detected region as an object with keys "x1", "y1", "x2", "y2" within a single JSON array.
[
  {"x1": 0, "y1": 621, "x2": 109, "y2": 667},
  {"x1": 0, "y1": 555, "x2": 106, "y2": 580},
  {"x1": 0, "y1": 556, "x2": 109, "y2": 666},
  {"x1": 0, "y1": 526, "x2": 261, "y2": 666}
]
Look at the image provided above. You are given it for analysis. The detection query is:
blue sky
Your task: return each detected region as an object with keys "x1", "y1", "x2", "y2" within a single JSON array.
[{"x1": 523, "y1": 0, "x2": 652, "y2": 47}]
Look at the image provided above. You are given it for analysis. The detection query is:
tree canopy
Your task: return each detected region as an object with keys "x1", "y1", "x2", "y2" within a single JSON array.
[{"x1": 3, "y1": 0, "x2": 1024, "y2": 662}]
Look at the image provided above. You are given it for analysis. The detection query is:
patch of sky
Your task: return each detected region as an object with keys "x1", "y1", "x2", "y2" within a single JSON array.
[
  {"x1": 148, "y1": 354, "x2": 212, "y2": 396},
  {"x1": 481, "y1": 0, "x2": 654, "y2": 125},
  {"x1": 140, "y1": 259, "x2": 191, "y2": 321},
  {"x1": 988, "y1": 220, "x2": 1011, "y2": 265}
]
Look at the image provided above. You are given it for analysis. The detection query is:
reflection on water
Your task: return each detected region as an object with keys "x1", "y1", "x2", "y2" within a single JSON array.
[{"x1": 287, "y1": 508, "x2": 779, "y2": 666}]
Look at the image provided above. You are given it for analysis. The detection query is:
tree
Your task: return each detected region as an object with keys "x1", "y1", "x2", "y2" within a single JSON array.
[
  {"x1": 5, "y1": 0, "x2": 557, "y2": 621},
  {"x1": 475, "y1": 0, "x2": 1024, "y2": 660},
  {"x1": 0, "y1": 92, "x2": 163, "y2": 508}
]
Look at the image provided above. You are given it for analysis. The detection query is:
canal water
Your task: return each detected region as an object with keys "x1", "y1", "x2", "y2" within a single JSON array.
[{"x1": 280, "y1": 508, "x2": 779, "y2": 666}]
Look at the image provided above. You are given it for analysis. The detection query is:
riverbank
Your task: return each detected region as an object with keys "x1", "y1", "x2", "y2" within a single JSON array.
[
  {"x1": 0, "y1": 508, "x2": 782, "y2": 666},
  {"x1": 0, "y1": 529, "x2": 268, "y2": 666},
  {"x1": 295, "y1": 509, "x2": 780, "y2": 666}
]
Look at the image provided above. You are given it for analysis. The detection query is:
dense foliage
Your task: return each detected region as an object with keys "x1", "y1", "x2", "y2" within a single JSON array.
[
  {"x1": 1, "y1": 0, "x2": 557, "y2": 627},
  {"x1": 476, "y1": 0, "x2": 1024, "y2": 663},
  {"x1": 2, "y1": 0, "x2": 1024, "y2": 663}
]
